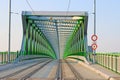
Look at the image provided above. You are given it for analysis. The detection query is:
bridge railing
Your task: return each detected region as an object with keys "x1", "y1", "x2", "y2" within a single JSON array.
[
  {"x1": 0, "y1": 51, "x2": 54, "y2": 64},
  {"x1": 89, "y1": 53, "x2": 120, "y2": 74},
  {"x1": 0, "y1": 52, "x2": 19, "y2": 64}
]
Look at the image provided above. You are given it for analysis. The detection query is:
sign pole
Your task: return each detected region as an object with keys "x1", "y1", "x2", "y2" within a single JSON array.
[
  {"x1": 94, "y1": 0, "x2": 96, "y2": 35},
  {"x1": 93, "y1": 0, "x2": 96, "y2": 63},
  {"x1": 8, "y1": 0, "x2": 11, "y2": 63}
]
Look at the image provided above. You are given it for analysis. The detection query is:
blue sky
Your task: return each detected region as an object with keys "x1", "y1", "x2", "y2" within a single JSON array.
[{"x1": 0, "y1": 0, "x2": 120, "y2": 52}]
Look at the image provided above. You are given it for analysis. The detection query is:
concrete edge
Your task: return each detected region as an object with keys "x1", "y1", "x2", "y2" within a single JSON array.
[{"x1": 68, "y1": 58, "x2": 117, "y2": 80}]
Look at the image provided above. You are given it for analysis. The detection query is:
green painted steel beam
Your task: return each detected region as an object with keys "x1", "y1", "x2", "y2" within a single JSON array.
[{"x1": 21, "y1": 11, "x2": 88, "y2": 60}]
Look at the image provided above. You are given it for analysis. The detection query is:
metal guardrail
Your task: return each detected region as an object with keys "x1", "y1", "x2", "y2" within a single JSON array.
[
  {"x1": 0, "y1": 51, "x2": 52, "y2": 64},
  {"x1": 0, "y1": 52, "x2": 19, "y2": 64},
  {"x1": 89, "y1": 53, "x2": 120, "y2": 74}
]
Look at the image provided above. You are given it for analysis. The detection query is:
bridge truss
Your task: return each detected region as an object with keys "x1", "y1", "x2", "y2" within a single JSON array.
[{"x1": 21, "y1": 11, "x2": 88, "y2": 59}]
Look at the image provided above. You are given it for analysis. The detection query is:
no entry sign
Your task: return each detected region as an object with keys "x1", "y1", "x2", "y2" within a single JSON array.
[{"x1": 91, "y1": 34, "x2": 98, "y2": 41}]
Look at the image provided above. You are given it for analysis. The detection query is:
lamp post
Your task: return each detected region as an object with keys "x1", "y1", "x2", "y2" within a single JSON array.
[{"x1": 8, "y1": 0, "x2": 11, "y2": 63}]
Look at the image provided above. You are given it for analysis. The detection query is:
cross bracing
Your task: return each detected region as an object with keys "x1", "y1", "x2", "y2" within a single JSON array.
[{"x1": 21, "y1": 11, "x2": 88, "y2": 59}]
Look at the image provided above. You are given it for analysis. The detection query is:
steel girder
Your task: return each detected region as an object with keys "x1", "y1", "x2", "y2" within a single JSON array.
[
  {"x1": 21, "y1": 11, "x2": 88, "y2": 59},
  {"x1": 63, "y1": 18, "x2": 88, "y2": 58},
  {"x1": 21, "y1": 17, "x2": 56, "y2": 59}
]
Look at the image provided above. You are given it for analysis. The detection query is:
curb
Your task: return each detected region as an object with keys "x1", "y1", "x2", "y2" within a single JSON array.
[
  {"x1": 68, "y1": 58, "x2": 117, "y2": 80},
  {"x1": 78, "y1": 61, "x2": 117, "y2": 80}
]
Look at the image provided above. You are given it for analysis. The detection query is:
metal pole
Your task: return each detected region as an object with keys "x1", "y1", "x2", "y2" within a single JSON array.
[
  {"x1": 93, "y1": 0, "x2": 96, "y2": 63},
  {"x1": 94, "y1": 0, "x2": 96, "y2": 35},
  {"x1": 55, "y1": 20, "x2": 60, "y2": 59},
  {"x1": 8, "y1": 0, "x2": 11, "y2": 63}
]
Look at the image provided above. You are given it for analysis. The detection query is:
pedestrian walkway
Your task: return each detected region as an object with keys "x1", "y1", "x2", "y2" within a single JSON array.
[
  {"x1": 91, "y1": 64, "x2": 120, "y2": 80},
  {"x1": 69, "y1": 58, "x2": 120, "y2": 80}
]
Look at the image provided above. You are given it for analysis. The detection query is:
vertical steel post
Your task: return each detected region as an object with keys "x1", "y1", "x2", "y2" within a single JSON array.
[
  {"x1": 115, "y1": 55, "x2": 117, "y2": 73},
  {"x1": 55, "y1": 20, "x2": 60, "y2": 59},
  {"x1": 108, "y1": 54, "x2": 109, "y2": 68},
  {"x1": 8, "y1": 0, "x2": 11, "y2": 63},
  {"x1": 2, "y1": 53, "x2": 3, "y2": 64},
  {"x1": 34, "y1": 28, "x2": 36, "y2": 55},
  {"x1": 94, "y1": 0, "x2": 96, "y2": 35},
  {"x1": 93, "y1": 0, "x2": 96, "y2": 63},
  {"x1": 111, "y1": 55, "x2": 113, "y2": 70},
  {"x1": 31, "y1": 26, "x2": 33, "y2": 55}
]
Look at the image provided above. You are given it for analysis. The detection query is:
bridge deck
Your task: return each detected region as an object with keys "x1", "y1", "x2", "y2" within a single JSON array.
[{"x1": 0, "y1": 59, "x2": 119, "y2": 80}]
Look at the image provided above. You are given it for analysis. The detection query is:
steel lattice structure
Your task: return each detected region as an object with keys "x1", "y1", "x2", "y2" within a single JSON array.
[{"x1": 21, "y1": 11, "x2": 88, "y2": 59}]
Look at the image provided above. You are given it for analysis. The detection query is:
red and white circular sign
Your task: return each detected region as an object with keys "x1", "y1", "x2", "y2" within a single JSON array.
[
  {"x1": 91, "y1": 34, "x2": 98, "y2": 41},
  {"x1": 91, "y1": 43, "x2": 97, "y2": 50}
]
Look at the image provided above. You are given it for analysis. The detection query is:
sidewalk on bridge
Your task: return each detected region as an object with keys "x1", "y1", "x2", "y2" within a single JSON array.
[
  {"x1": 68, "y1": 58, "x2": 120, "y2": 80},
  {"x1": 91, "y1": 64, "x2": 120, "y2": 80},
  {"x1": 79, "y1": 61, "x2": 120, "y2": 80}
]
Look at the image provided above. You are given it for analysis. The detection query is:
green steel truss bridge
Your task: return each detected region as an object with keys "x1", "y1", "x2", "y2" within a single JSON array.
[
  {"x1": 20, "y1": 11, "x2": 88, "y2": 60},
  {"x1": 0, "y1": 11, "x2": 120, "y2": 80}
]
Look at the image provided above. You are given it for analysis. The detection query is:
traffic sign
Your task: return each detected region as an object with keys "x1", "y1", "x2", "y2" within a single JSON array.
[
  {"x1": 91, "y1": 43, "x2": 97, "y2": 50},
  {"x1": 91, "y1": 34, "x2": 98, "y2": 41}
]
